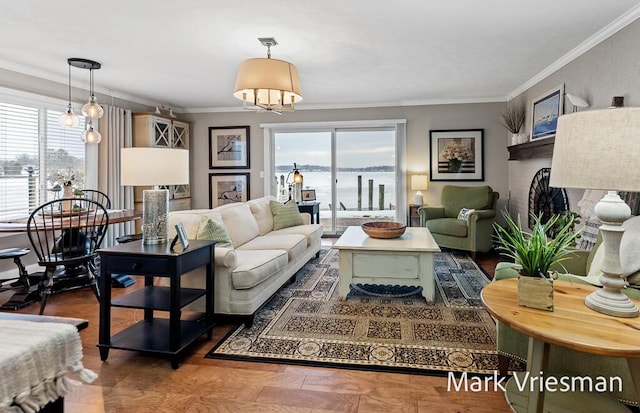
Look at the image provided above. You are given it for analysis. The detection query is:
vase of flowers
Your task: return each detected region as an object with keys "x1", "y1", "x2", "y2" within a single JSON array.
[
  {"x1": 50, "y1": 168, "x2": 83, "y2": 211},
  {"x1": 493, "y1": 212, "x2": 581, "y2": 311},
  {"x1": 62, "y1": 184, "x2": 74, "y2": 211}
]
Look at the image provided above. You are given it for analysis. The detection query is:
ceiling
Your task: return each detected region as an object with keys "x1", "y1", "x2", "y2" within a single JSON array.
[{"x1": 1, "y1": 1, "x2": 639, "y2": 112}]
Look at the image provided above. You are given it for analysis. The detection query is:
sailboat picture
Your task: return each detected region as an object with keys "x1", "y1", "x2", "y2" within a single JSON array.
[{"x1": 531, "y1": 84, "x2": 564, "y2": 140}]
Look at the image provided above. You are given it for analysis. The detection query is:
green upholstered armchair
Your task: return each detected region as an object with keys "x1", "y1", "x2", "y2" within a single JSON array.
[
  {"x1": 493, "y1": 237, "x2": 640, "y2": 406},
  {"x1": 418, "y1": 185, "x2": 499, "y2": 259}
]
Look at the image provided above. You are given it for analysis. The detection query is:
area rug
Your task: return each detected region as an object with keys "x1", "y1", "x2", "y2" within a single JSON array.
[{"x1": 207, "y1": 248, "x2": 519, "y2": 375}]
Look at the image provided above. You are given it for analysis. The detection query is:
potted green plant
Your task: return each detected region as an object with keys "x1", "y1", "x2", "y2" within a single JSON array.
[
  {"x1": 498, "y1": 100, "x2": 526, "y2": 145},
  {"x1": 493, "y1": 212, "x2": 581, "y2": 311}
]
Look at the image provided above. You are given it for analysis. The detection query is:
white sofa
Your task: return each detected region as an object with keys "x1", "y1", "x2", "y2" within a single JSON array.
[{"x1": 167, "y1": 196, "x2": 322, "y2": 323}]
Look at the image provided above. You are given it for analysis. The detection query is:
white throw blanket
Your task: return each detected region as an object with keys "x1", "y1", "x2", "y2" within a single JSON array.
[{"x1": 0, "y1": 320, "x2": 97, "y2": 412}]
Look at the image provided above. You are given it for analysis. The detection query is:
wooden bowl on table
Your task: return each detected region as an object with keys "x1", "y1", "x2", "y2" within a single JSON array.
[{"x1": 361, "y1": 221, "x2": 406, "y2": 239}]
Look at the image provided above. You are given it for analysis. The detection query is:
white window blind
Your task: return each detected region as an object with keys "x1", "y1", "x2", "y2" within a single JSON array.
[
  {"x1": 0, "y1": 102, "x2": 38, "y2": 219},
  {"x1": 0, "y1": 101, "x2": 86, "y2": 220},
  {"x1": 44, "y1": 110, "x2": 85, "y2": 202}
]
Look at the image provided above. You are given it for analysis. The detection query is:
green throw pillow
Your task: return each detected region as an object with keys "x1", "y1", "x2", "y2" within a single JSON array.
[
  {"x1": 270, "y1": 200, "x2": 303, "y2": 230},
  {"x1": 196, "y1": 217, "x2": 233, "y2": 248}
]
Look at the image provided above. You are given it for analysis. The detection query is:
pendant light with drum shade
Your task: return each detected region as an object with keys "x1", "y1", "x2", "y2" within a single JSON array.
[
  {"x1": 68, "y1": 58, "x2": 103, "y2": 143},
  {"x1": 234, "y1": 37, "x2": 302, "y2": 112},
  {"x1": 58, "y1": 59, "x2": 80, "y2": 128}
]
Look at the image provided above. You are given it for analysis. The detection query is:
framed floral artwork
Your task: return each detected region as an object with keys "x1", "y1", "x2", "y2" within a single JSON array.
[
  {"x1": 209, "y1": 173, "x2": 250, "y2": 208},
  {"x1": 208, "y1": 126, "x2": 250, "y2": 169},
  {"x1": 429, "y1": 129, "x2": 484, "y2": 181},
  {"x1": 530, "y1": 84, "x2": 564, "y2": 140}
]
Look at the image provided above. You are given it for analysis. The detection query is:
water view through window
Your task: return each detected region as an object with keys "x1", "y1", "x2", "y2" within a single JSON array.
[{"x1": 274, "y1": 128, "x2": 396, "y2": 234}]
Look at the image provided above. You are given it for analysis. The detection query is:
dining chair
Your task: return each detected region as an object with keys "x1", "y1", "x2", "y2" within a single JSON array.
[
  {"x1": 81, "y1": 189, "x2": 137, "y2": 288},
  {"x1": 27, "y1": 198, "x2": 109, "y2": 314},
  {"x1": 80, "y1": 189, "x2": 112, "y2": 209}
]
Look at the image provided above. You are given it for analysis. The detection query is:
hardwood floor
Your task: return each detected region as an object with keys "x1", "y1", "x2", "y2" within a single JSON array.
[{"x1": 0, "y1": 247, "x2": 508, "y2": 413}]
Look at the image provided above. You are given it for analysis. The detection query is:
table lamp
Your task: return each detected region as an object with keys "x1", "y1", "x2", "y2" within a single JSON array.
[
  {"x1": 411, "y1": 174, "x2": 429, "y2": 206},
  {"x1": 121, "y1": 148, "x2": 190, "y2": 245},
  {"x1": 549, "y1": 107, "x2": 640, "y2": 318}
]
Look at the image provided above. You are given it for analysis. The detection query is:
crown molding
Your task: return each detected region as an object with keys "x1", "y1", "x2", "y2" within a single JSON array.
[
  {"x1": 0, "y1": 58, "x2": 171, "y2": 109},
  {"x1": 507, "y1": 4, "x2": 640, "y2": 100},
  {"x1": 182, "y1": 95, "x2": 506, "y2": 113}
]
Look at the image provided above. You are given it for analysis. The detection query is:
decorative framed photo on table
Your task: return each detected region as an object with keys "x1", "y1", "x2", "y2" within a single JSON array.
[
  {"x1": 530, "y1": 84, "x2": 564, "y2": 140},
  {"x1": 171, "y1": 222, "x2": 189, "y2": 250},
  {"x1": 209, "y1": 173, "x2": 250, "y2": 208},
  {"x1": 208, "y1": 126, "x2": 250, "y2": 169},
  {"x1": 429, "y1": 129, "x2": 484, "y2": 181},
  {"x1": 301, "y1": 189, "x2": 316, "y2": 202}
]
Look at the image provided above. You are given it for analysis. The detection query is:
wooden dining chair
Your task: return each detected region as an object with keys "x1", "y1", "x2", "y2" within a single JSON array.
[
  {"x1": 27, "y1": 198, "x2": 109, "y2": 314},
  {"x1": 80, "y1": 189, "x2": 112, "y2": 209}
]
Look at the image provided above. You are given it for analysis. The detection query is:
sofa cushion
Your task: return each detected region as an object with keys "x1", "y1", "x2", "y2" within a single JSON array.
[
  {"x1": 238, "y1": 234, "x2": 306, "y2": 261},
  {"x1": 442, "y1": 185, "x2": 493, "y2": 218},
  {"x1": 214, "y1": 203, "x2": 260, "y2": 247},
  {"x1": 196, "y1": 217, "x2": 233, "y2": 248},
  {"x1": 248, "y1": 196, "x2": 275, "y2": 235},
  {"x1": 270, "y1": 200, "x2": 303, "y2": 230},
  {"x1": 427, "y1": 218, "x2": 468, "y2": 237},
  {"x1": 168, "y1": 211, "x2": 209, "y2": 239},
  {"x1": 231, "y1": 249, "x2": 288, "y2": 290},
  {"x1": 270, "y1": 224, "x2": 323, "y2": 247}
]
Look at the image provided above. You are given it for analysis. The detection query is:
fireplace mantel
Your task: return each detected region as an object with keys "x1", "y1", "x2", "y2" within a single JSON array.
[{"x1": 507, "y1": 138, "x2": 555, "y2": 160}]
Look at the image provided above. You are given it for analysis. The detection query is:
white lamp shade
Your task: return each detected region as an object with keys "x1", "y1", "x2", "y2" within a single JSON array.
[
  {"x1": 411, "y1": 175, "x2": 429, "y2": 191},
  {"x1": 121, "y1": 148, "x2": 189, "y2": 186},
  {"x1": 234, "y1": 58, "x2": 302, "y2": 108},
  {"x1": 549, "y1": 108, "x2": 640, "y2": 191}
]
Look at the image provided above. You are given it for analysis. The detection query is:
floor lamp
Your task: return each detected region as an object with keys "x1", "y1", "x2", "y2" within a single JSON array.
[
  {"x1": 549, "y1": 107, "x2": 640, "y2": 318},
  {"x1": 121, "y1": 148, "x2": 190, "y2": 245}
]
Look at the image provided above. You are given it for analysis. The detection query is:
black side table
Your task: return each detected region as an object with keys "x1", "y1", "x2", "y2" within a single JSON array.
[
  {"x1": 97, "y1": 239, "x2": 215, "y2": 369},
  {"x1": 297, "y1": 202, "x2": 321, "y2": 224}
]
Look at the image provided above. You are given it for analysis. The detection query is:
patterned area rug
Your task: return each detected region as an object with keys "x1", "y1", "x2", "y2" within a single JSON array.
[{"x1": 207, "y1": 248, "x2": 518, "y2": 375}]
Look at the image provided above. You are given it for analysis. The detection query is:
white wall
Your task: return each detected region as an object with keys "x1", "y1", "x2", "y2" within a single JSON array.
[
  {"x1": 508, "y1": 19, "x2": 640, "y2": 222},
  {"x1": 183, "y1": 102, "x2": 509, "y2": 213}
]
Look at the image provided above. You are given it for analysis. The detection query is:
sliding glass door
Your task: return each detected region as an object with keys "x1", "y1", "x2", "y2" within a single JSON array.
[
  {"x1": 335, "y1": 128, "x2": 396, "y2": 232},
  {"x1": 272, "y1": 124, "x2": 401, "y2": 235}
]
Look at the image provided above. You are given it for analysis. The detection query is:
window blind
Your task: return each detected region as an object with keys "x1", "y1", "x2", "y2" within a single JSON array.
[{"x1": 0, "y1": 102, "x2": 86, "y2": 220}]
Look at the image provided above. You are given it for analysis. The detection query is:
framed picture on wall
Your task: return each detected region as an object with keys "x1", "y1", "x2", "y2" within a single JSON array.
[
  {"x1": 429, "y1": 129, "x2": 484, "y2": 181},
  {"x1": 530, "y1": 84, "x2": 564, "y2": 140},
  {"x1": 209, "y1": 173, "x2": 250, "y2": 208},
  {"x1": 208, "y1": 126, "x2": 250, "y2": 168}
]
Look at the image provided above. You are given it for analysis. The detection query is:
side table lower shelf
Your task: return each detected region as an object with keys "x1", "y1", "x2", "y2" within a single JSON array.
[{"x1": 98, "y1": 317, "x2": 215, "y2": 368}]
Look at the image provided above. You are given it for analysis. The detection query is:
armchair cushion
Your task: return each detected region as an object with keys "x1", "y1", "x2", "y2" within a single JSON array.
[
  {"x1": 442, "y1": 185, "x2": 494, "y2": 218},
  {"x1": 427, "y1": 218, "x2": 467, "y2": 238}
]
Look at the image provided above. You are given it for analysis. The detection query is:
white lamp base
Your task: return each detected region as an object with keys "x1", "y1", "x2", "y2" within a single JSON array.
[
  {"x1": 413, "y1": 191, "x2": 424, "y2": 206},
  {"x1": 142, "y1": 188, "x2": 169, "y2": 245},
  {"x1": 585, "y1": 191, "x2": 639, "y2": 318}
]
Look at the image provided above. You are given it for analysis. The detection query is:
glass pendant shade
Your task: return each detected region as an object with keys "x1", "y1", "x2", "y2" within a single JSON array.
[
  {"x1": 82, "y1": 95, "x2": 104, "y2": 119},
  {"x1": 58, "y1": 105, "x2": 80, "y2": 128},
  {"x1": 81, "y1": 122, "x2": 102, "y2": 144},
  {"x1": 61, "y1": 59, "x2": 80, "y2": 128}
]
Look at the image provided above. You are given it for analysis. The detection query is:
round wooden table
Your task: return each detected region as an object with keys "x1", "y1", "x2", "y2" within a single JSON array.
[{"x1": 482, "y1": 278, "x2": 640, "y2": 413}]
